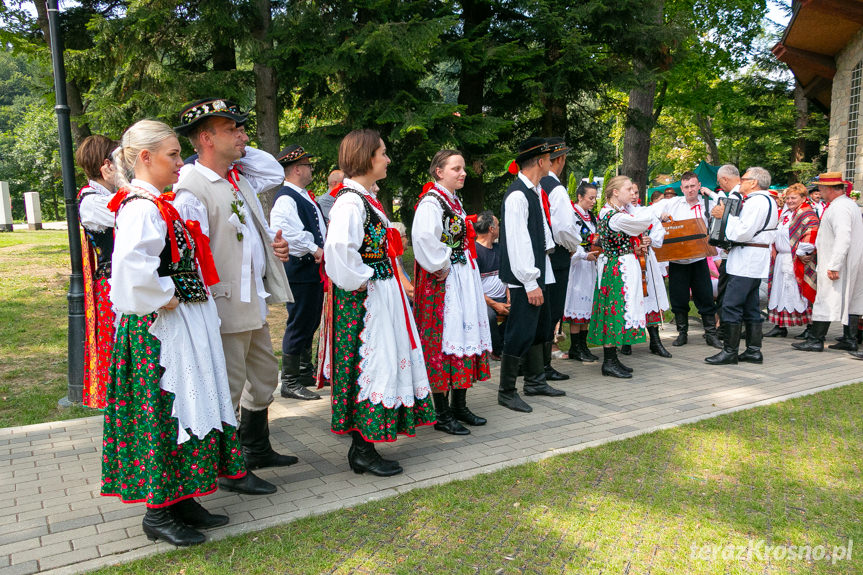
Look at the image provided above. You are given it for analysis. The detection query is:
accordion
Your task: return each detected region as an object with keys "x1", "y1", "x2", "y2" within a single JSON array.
[{"x1": 707, "y1": 196, "x2": 743, "y2": 251}]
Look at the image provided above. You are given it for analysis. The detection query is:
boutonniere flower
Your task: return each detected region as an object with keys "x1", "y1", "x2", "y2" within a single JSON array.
[{"x1": 230, "y1": 200, "x2": 246, "y2": 241}]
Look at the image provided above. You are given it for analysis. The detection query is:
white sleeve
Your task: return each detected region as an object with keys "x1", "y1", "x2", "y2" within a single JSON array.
[
  {"x1": 504, "y1": 191, "x2": 540, "y2": 291},
  {"x1": 609, "y1": 209, "x2": 653, "y2": 236},
  {"x1": 236, "y1": 146, "x2": 284, "y2": 196},
  {"x1": 826, "y1": 204, "x2": 853, "y2": 271},
  {"x1": 726, "y1": 195, "x2": 768, "y2": 243},
  {"x1": 324, "y1": 193, "x2": 374, "y2": 292},
  {"x1": 110, "y1": 200, "x2": 175, "y2": 315},
  {"x1": 172, "y1": 190, "x2": 211, "y2": 237},
  {"x1": 270, "y1": 195, "x2": 317, "y2": 257},
  {"x1": 79, "y1": 193, "x2": 115, "y2": 231},
  {"x1": 548, "y1": 186, "x2": 581, "y2": 251},
  {"x1": 572, "y1": 244, "x2": 587, "y2": 261},
  {"x1": 412, "y1": 198, "x2": 451, "y2": 273}
]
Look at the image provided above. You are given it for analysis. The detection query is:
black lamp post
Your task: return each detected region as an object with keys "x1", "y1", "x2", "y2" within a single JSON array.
[{"x1": 46, "y1": 0, "x2": 85, "y2": 406}]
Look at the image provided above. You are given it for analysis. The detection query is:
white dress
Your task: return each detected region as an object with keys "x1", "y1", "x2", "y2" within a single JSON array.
[
  {"x1": 768, "y1": 210, "x2": 809, "y2": 314},
  {"x1": 323, "y1": 178, "x2": 430, "y2": 408},
  {"x1": 412, "y1": 184, "x2": 492, "y2": 357},
  {"x1": 110, "y1": 180, "x2": 237, "y2": 444},
  {"x1": 563, "y1": 205, "x2": 597, "y2": 321},
  {"x1": 627, "y1": 204, "x2": 669, "y2": 316}
]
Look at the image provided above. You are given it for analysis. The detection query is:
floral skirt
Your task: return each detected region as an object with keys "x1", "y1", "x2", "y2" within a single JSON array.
[
  {"x1": 331, "y1": 287, "x2": 436, "y2": 443},
  {"x1": 646, "y1": 310, "x2": 664, "y2": 327},
  {"x1": 587, "y1": 257, "x2": 646, "y2": 347},
  {"x1": 83, "y1": 275, "x2": 115, "y2": 409},
  {"x1": 767, "y1": 307, "x2": 811, "y2": 327},
  {"x1": 413, "y1": 268, "x2": 490, "y2": 394},
  {"x1": 101, "y1": 313, "x2": 246, "y2": 508}
]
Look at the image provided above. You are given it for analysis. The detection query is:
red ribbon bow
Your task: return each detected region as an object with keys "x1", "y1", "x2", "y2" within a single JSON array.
[
  {"x1": 226, "y1": 166, "x2": 242, "y2": 193},
  {"x1": 329, "y1": 182, "x2": 345, "y2": 197},
  {"x1": 184, "y1": 219, "x2": 220, "y2": 286},
  {"x1": 384, "y1": 227, "x2": 417, "y2": 350},
  {"x1": 465, "y1": 214, "x2": 478, "y2": 267},
  {"x1": 108, "y1": 188, "x2": 186, "y2": 264}
]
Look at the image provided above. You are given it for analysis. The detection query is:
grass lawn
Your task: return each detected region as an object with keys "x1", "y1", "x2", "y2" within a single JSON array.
[
  {"x1": 95, "y1": 383, "x2": 862, "y2": 575},
  {"x1": 0, "y1": 230, "x2": 97, "y2": 426}
]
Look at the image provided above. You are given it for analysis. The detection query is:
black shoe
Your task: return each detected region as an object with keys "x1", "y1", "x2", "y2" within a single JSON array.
[
  {"x1": 701, "y1": 314, "x2": 722, "y2": 349},
  {"x1": 849, "y1": 350, "x2": 863, "y2": 359},
  {"x1": 523, "y1": 344, "x2": 565, "y2": 396},
  {"x1": 705, "y1": 323, "x2": 740, "y2": 365},
  {"x1": 613, "y1": 353, "x2": 633, "y2": 373},
  {"x1": 793, "y1": 326, "x2": 810, "y2": 339},
  {"x1": 543, "y1": 341, "x2": 570, "y2": 380},
  {"x1": 601, "y1": 347, "x2": 632, "y2": 379},
  {"x1": 523, "y1": 382, "x2": 566, "y2": 396},
  {"x1": 450, "y1": 388, "x2": 486, "y2": 426},
  {"x1": 620, "y1": 344, "x2": 632, "y2": 355},
  {"x1": 579, "y1": 331, "x2": 600, "y2": 361},
  {"x1": 738, "y1": 323, "x2": 763, "y2": 364},
  {"x1": 647, "y1": 326, "x2": 672, "y2": 358},
  {"x1": 498, "y1": 354, "x2": 532, "y2": 412},
  {"x1": 348, "y1": 431, "x2": 403, "y2": 476},
  {"x1": 142, "y1": 508, "x2": 205, "y2": 547},
  {"x1": 672, "y1": 312, "x2": 688, "y2": 347},
  {"x1": 171, "y1": 498, "x2": 229, "y2": 530},
  {"x1": 828, "y1": 320, "x2": 859, "y2": 351},
  {"x1": 218, "y1": 471, "x2": 277, "y2": 495},
  {"x1": 792, "y1": 339, "x2": 824, "y2": 352},
  {"x1": 568, "y1": 331, "x2": 597, "y2": 362},
  {"x1": 280, "y1": 355, "x2": 321, "y2": 400},
  {"x1": 239, "y1": 407, "x2": 299, "y2": 470},
  {"x1": 764, "y1": 325, "x2": 787, "y2": 338},
  {"x1": 432, "y1": 392, "x2": 470, "y2": 435},
  {"x1": 792, "y1": 321, "x2": 828, "y2": 352}
]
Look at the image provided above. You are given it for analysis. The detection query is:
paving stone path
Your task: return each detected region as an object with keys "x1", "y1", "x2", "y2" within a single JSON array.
[{"x1": 1, "y1": 324, "x2": 860, "y2": 575}]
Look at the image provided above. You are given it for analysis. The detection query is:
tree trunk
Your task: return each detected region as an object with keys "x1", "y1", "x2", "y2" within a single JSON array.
[
  {"x1": 250, "y1": 0, "x2": 280, "y2": 217},
  {"x1": 695, "y1": 112, "x2": 720, "y2": 165},
  {"x1": 456, "y1": 0, "x2": 492, "y2": 215},
  {"x1": 622, "y1": 78, "x2": 656, "y2": 200},
  {"x1": 34, "y1": 1, "x2": 91, "y2": 144},
  {"x1": 790, "y1": 80, "x2": 808, "y2": 183}
]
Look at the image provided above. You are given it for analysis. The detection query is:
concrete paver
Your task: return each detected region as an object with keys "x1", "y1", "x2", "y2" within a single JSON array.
[{"x1": 0, "y1": 323, "x2": 859, "y2": 574}]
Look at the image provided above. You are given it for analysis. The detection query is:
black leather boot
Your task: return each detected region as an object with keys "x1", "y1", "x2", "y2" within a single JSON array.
[
  {"x1": 620, "y1": 344, "x2": 632, "y2": 355},
  {"x1": 543, "y1": 341, "x2": 570, "y2": 381},
  {"x1": 701, "y1": 314, "x2": 722, "y2": 349},
  {"x1": 792, "y1": 321, "x2": 829, "y2": 352},
  {"x1": 705, "y1": 323, "x2": 741, "y2": 365},
  {"x1": 523, "y1": 344, "x2": 565, "y2": 397},
  {"x1": 793, "y1": 326, "x2": 810, "y2": 340},
  {"x1": 764, "y1": 325, "x2": 787, "y2": 338},
  {"x1": 142, "y1": 507, "x2": 205, "y2": 546},
  {"x1": 828, "y1": 315, "x2": 859, "y2": 351},
  {"x1": 281, "y1": 355, "x2": 321, "y2": 400},
  {"x1": 171, "y1": 498, "x2": 229, "y2": 529},
  {"x1": 601, "y1": 347, "x2": 632, "y2": 379},
  {"x1": 613, "y1": 346, "x2": 633, "y2": 373},
  {"x1": 239, "y1": 407, "x2": 299, "y2": 470},
  {"x1": 450, "y1": 388, "x2": 486, "y2": 426},
  {"x1": 498, "y1": 354, "x2": 532, "y2": 412},
  {"x1": 738, "y1": 322, "x2": 763, "y2": 363},
  {"x1": 299, "y1": 348, "x2": 318, "y2": 386},
  {"x1": 648, "y1": 326, "x2": 672, "y2": 358},
  {"x1": 347, "y1": 431, "x2": 402, "y2": 476},
  {"x1": 218, "y1": 471, "x2": 277, "y2": 495},
  {"x1": 579, "y1": 331, "x2": 599, "y2": 361},
  {"x1": 672, "y1": 312, "x2": 689, "y2": 346},
  {"x1": 432, "y1": 392, "x2": 470, "y2": 435}
]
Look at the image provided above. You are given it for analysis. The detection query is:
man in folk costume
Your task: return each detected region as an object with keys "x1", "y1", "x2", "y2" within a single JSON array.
[
  {"x1": 540, "y1": 137, "x2": 579, "y2": 382},
  {"x1": 792, "y1": 172, "x2": 863, "y2": 353},
  {"x1": 269, "y1": 145, "x2": 325, "y2": 401},
  {"x1": 498, "y1": 137, "x2": 566, "y2": 413},
  {"x1": 648, "y1": 171, "x2": 723, "y2": 349},
  {"x1": 706, "y1": 167, "x2": 778, "y2": 365},
  {"x1": 173, "y1": 98, "x2": 295, "y2": 495},
  {"x1": 412, "y1": 150, "x2": 493, "y2": 435},
  {"x1": 74, "y1": 134, "x2": 118, "y2": 409},
  {"x1": 764, "y1": 184, "x2": 819, "y2": 338}
]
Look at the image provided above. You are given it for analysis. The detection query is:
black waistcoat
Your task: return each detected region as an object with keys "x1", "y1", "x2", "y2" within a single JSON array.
[
  {"x1": 272, "y1": 186, "x2": 326, "y2": 284},
  {"x1": 499, "y1": 177, "x2": 546, "y2": 288}
]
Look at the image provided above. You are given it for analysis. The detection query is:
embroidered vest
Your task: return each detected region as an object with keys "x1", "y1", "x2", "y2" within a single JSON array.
[
  {"x1": 420, "y1": 188, "x2": 469, "y2": 266},
  {"x1": 574, "y1": 208, "x2": 597, "y2": 250},
  {"x1": 597, "y1": 208, "x2": 634, "y2": 257},
  {"x1": 119, "y1": 194, "x2": 208, "y2": 304},
  {"x1": 272, "y1": 186, "x2": 326, "y2": 283},
  {"x1": 77, "y1": 188, "x2": 114, "y2": 279},
  {"x1": 337, "y1": 189, "x2": 394, "y2": 281}
]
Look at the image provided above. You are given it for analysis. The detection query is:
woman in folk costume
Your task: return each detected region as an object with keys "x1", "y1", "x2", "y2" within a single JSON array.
[
  {"x1": 101, "y1": 120, "x2": 251, "y2": 547},
  {"x1": 587, "y1": 176, "x2": 656, "y2": 379},
  {"x1": 321, "y1": 129, "x2": 435, "y2": 477},
  {"x1": 620, "y1": 191, "x2": 673, "y2": 359},
  {"x1": 765, "y1": 184, "x2": 819, "y2": 338},
  {"x1": 75, "y1": 135, "x2": 118, "y2": 409},
  {"x1": 564, "y1": 181, "x2": 601, "y2": 362},
  {"x1": 412, "y1": 150, "x2": 493, "y2": 436}
]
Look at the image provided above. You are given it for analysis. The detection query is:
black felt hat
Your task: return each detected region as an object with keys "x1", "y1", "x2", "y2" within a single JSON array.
[
  {"x1": 515, "y1": 137, "x2": 551, "y2": 164},
  {"x1": 277, "y1": 144, "x2": 315, "y2": 167},
  {"x1": 174, "y1": 98, "x2": 249, "y2": 136},
  {"x1": 546, "y1": 136, "x2": 572, "y2": 160}
]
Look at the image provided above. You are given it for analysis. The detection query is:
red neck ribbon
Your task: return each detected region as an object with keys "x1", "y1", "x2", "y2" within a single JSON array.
[{"x1": 540, "y1": 189, "x2": 552, "y2": 225}]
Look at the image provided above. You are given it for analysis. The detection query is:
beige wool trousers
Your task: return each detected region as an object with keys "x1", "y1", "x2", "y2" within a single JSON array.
[{"x1": 221, "y1": 323, "x2": 279, "y2": 412}]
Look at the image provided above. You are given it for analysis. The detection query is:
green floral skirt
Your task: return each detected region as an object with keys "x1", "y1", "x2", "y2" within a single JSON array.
[
  {"x1": 587, "y1": 256, "x2": 646, "y2": 348},
  {"x1": 100, "y1": 312, "x2": 246, "y2": 508},
  {"x1": 330, "y1": 286, "x2": 436, "y2": 443}
]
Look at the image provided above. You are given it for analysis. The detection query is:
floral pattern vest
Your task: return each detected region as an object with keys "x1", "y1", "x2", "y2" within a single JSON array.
[
  {"x1": 421, "y1": 188, "x2": 469, "y2": 266},
  {"x1": 598, "y1": 207, "x2": 634, "y2": 257},
  {"x1": 337, "y1": 189, "x2": 394, "y2": 281}
]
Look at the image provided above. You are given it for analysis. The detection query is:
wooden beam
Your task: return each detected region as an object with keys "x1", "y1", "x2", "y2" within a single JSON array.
[
  {"x1": 802, "y1": 74, "x2": 831, "y2": 98},
  {"x1": 802, "y1": 0, "x2": 863, "y2": 26},
  {"x1": 773, "y1": 44, "x2": 836, "y2": 79}
]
